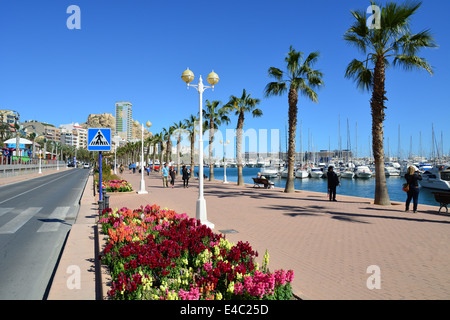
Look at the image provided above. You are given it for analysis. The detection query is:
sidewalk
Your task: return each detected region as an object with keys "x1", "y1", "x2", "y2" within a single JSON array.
[
  {"x1": 104, "y1": 171, "x2": 450, "y2": 300},
  {"x1": 6, "y1": 168, "x2": 450, "y2": 299}
]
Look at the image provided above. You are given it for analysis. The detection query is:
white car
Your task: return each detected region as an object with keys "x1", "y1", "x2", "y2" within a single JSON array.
[{"x1": 83, "y1": 163, "x2": 90, "y2": 169}]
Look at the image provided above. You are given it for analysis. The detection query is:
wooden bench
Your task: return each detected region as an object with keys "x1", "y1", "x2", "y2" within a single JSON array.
[
  {"x1": 252, "y1": 177, "x2": 274, "y2": 189},
  {"x1": 432, "y1": 192, "x2": 450, "y2": 214}
]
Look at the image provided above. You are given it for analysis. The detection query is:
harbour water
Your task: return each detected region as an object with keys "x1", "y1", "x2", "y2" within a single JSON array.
[{"x1": 195, "y1": 167, "x2": 440, "y2": 207}]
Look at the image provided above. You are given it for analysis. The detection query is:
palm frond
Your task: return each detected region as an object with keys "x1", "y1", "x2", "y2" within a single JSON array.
[
  {"x1": 345, "y1": 59, "x2": 373, "y2": 91},
  {"x1": 264, "y1": 81, "x2": 287, "y2": 97},
  {"x1": 393, "y1": 54, "x2": 433, "y2": 74}
]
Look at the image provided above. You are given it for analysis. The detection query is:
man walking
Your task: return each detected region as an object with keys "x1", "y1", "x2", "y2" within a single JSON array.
[
  {"x1": 161, "y1": 163, "x2": 169, "y2": 188},
  {"x1": 327, "y1": 166, "x2": 340, "y2": 201}
]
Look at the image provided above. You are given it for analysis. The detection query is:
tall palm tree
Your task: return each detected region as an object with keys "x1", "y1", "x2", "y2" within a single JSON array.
[
  {"x1": 150, "y1": 133, "x2": 162, "y2": 171},
  {"x1": 184, "y1": 114, "x2": 198, "y2": 178},
  {"x1": 172, "y1": 120, "x2": 187, "y2": 174},
  {"x1": 225, "y1": 89, "x2": 262, "y2": 186},
  {"x1": 203, "y1": 100, "x2": 231, "y2": 181},
  {"x1": 344, "y1": 1, "x2": 436, "y2": 205},
  {"x1": 162, "y1": 126, "x2": 175, "y2": 164},
  {"x1": 265, "y1": 46, "x2": 324, "y2": 193}
]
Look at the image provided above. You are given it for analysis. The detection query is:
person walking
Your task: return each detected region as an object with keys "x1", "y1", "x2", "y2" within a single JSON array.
[
  {"x1": 132, "y1": 162, "x2": 136, "y2": 174},
  {"x1": 161, "y1": 163, "x2": 169, "y2": 188},
  {"x1": 404, "y1": 166, "x2": 422, "y2": 213},
  {"x1": 327, "y1": 166, "x2": 340, "y2": 201},
  {"x1": 182, "y1": 165, "x2": 190, "y2": 188},
  {"x1": 169, "y1": 166, "x2": 176, "y2": 188}
]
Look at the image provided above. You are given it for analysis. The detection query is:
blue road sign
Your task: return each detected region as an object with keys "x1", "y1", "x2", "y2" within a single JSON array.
[{"x1": 87, "y1": 128, "x2": 111, "y2": 151}]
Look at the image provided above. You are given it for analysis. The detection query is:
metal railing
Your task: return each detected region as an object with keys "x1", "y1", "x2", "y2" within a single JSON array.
[{"x1": 0, "y1": 158, "x2": 67, "y2": 178}]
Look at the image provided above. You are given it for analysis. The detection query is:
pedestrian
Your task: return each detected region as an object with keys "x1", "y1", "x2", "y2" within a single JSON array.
[
  {"x1": 404, "y1": 166, "x2": 422, "y2": 213},
  {"x1": 161, "y1": 163, "x2": 169, "y2": 188},
  {"x1": 132, "y1": 162, "x2": 136, "y2": 174},
  {"x1": 182, "y1": 165, "x2": 190, "y2": 188},
  {"x1": 169, "y1": 166, "x2": 176, "y2": 188},
  {"x1": 120, "y1": 164, "x2": 124, "y2": 174},
  {"x1": 146, "y1": 166, "x2": 150, "y2": 176},
  {"x1": 327, "y1": 166, "x2": 340, "y2": 201}
]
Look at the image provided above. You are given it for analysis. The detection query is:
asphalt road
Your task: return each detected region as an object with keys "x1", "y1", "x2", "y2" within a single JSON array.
[{"x1": 0, "y1": 168, "x2": 90, "y2": 300}]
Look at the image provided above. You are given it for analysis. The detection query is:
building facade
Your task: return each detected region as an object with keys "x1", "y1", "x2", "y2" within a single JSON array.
[{"x1": 115, "y1": 101, "x2": 133, "y2": 141}]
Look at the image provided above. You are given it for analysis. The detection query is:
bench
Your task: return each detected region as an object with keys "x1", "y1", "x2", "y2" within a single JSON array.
[
  {"x1": 432, "y1": 192, "x2": 450, "y2": 214},
  {"x1": 195, "y1": 172, "x2": 208, "y2": 179},
  {"x1": 252, "y1": 177, "x2": 274, "y2": 189}
]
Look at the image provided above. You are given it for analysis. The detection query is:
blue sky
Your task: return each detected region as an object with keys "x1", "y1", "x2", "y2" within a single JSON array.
[{"x1": 0, "y1": 0, "x2": 448, "y2": 159}]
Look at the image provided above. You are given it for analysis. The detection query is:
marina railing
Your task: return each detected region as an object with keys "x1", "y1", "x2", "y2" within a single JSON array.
[{"x1": 0, "y1": 157, "x2": 67, "y2": 178}]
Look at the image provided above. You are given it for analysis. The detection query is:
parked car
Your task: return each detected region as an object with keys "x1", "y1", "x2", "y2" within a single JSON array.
[{"x1": 83, "y1": 163, "x2": 90, "y2": 169}]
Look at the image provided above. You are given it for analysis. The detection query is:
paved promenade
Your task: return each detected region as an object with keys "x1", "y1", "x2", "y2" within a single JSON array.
[
  {"x1": 106, "y1": 170, "x2": 450, "y2": 300},
  {"x1": 3, "y1": 167, "x2": 450, "y2": 299}
]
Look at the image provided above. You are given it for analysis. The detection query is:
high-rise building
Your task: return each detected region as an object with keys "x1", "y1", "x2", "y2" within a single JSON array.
[{"x1": 115, "y1": 101, "x2": 132, "y2": 141}]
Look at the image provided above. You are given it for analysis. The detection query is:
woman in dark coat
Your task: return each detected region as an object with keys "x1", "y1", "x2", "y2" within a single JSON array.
[
  {"x1": 327, "y1": 166, "x2": 340, "y2": 201},
  {"x1": 169, "y1": 167, "x2": 176, "y2": 188},
  {"x1": 404, "y1": 166, "x2": 422, "y2": 213},
  {"x1": 182, "y1": 165, "x2": 190, "y2": 188}
]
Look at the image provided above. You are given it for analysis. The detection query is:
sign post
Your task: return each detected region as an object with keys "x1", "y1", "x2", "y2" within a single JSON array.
[{"x1": 87, "y1": 128, "x2": 111, "y2": 202}]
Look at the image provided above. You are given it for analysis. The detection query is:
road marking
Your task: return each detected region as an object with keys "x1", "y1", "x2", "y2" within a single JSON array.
[
  {"x1": 0, "y1": 171, "x2": 76, "y2": 206},
  {"x1": 0, "y1": 208, "x2": 13, "y2": 217},
  {"x1": 37, "y1": 207, "x2": 70, "y2": 233},
  {"x1": 0, "y1": 207, "x2": 42, "y2": 234}
]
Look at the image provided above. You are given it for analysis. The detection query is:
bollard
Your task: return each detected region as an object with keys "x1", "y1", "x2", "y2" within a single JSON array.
[
  {"x1": 104, "y1": 194, "x2": 110, "y2": 210},
  {"x1": 98, "y1": 200, "x2": 104, "y2": 214}
]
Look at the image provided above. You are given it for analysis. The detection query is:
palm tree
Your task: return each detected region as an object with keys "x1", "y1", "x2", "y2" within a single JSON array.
[
  {"x1": 150, "y1": 133, "x2": 162, "y2": 171},
  {"x1": 172, "y1": 120, "x2": 187, "y2": 174},
  {"x1": 203, "y1": 100, "x2": 231, "y2": 181},
  {"x1": 344, "y1": 1, "x2": 436, "y2": 205},
  {"x1": 225, "y1": 89, "x2": 262, "y2": 186},
  {"x1": 162, "y1": 126, "x2": 175, "y2": 164},
  {"x1": 265, "y1": 46, "x2": 324, "y2": 193},
  {"x1": 184, "y1": 114, "x2": 198, "y2": 178}
]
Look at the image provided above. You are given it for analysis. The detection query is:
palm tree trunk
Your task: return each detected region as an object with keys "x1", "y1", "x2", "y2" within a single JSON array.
[
  {"x1": 285, "y1": 87, "x2": 298, "y2": 193},
  {"x1": 236, "y1": 110, "x2": 245, "y2": 186},
  {"x1": 371, "y1": 56, "x2": 391, "y2": 206},
  {"x1": 152, "y1": 143, "x2": 157, "y2": 172},
  {"x1": 176, "y1": 137, "x2": 181, "y2": 175},
  {"x1": 209, "y1": 121, "x2": 215, "y2": 181}
]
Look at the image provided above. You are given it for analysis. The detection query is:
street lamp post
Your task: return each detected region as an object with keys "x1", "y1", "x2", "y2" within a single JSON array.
[
  {"x1": 181, "y1": 68, "x2": 219, "y2": 229},
  {"x1": 220, "y1": 139, "x2": 230, "y2": 184},
  {"x1": 113, "y1": 135, "x2": 121, "y2": 175},
  {"x1": 134, "y1": 121, "x2": 152, "y2": 194}
]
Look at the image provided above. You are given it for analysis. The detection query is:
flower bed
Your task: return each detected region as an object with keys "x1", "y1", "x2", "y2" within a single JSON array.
[
  {"x1": 99, "y1": 179, "x2": 133, "y2": 193},
  {"x1": 99, "y1": 204, "x2": 294, "y2": 300}
]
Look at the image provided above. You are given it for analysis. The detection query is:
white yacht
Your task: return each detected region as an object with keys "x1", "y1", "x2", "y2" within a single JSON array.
[
  {"x1": 418, "y1": 162, "x2": 433, "y2": 173},
  {"x1": 419, "y1": 165, "x2": 450, "y2": 191},
  {"x1": 308, "y1": 167, "x2": 323, "y2": 178},
  {"x1": 385, "y1": 166, "x2": 400, "y2": 176},
  {"x1": 260, "y1": 166, "x2": 279, "y2": 178},
  {"x1": 355, "y1": 165, "x2": 372, "y2": 179},
  {"x1": 246, "y1": 159, "x2": 257, "y2": 168},
  {"x1": 341, "y1": 170, "x2": 355, "y2": 179},
  {"x1": 295, "y1": 168, "x2": 309, "y2": 179}
]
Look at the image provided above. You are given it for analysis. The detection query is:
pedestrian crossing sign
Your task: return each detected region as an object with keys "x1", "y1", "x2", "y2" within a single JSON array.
[{"x1": 88, "y1": 128, "x2": 111, "y2": 151}]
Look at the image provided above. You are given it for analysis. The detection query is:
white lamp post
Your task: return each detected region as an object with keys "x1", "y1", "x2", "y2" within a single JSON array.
[
  {"x1": 38, "y1": 149, "x2": 42, "y2": 174},
  {"x1": 113, "y1": 135, "x2": 121, "y2": 174},
  {"x1": 220, "y1": 139, "x2": 230, "y2": 184},
  {"x1": 181, "y1": 68, "x2": 219, "y2": 229},
  {"x1": 134, "y1": 120, "x2": 151, "y2": 194}
]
